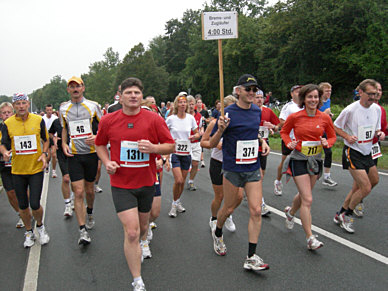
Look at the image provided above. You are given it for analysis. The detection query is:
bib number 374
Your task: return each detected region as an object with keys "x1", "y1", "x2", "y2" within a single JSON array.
[{"x1": 236, "y1": 140, "x2": 258, "y2": 164}]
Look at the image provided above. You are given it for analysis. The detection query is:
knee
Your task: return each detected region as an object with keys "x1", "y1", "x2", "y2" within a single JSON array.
[
  {"x1": 63, "y1": 175, "x2": 70, "y2": 184},
  {"x1": 301, "y1": 196, "x2": 313, "y2": 208},
  {"x1": 124, "y1": 227, "x2": 139, "y2": 242},
  {"x1": 150, "y1": 209, "x2": 160, "y2": 220},
  {"x1": 175, "y1": 179, "x2": 184, "y2": 186},
  {"x1": 249, "y1": 204, "x2": 262, "y2": 218}
]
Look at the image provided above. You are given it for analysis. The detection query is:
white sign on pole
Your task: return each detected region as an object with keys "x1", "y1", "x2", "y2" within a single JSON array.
[{"x1": 202, "y1": 11, "x2": 238, "y2": 40}]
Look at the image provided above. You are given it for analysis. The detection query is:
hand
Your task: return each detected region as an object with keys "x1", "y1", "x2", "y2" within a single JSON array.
[
  {"x1": 217, "y1": 113, "x2": 230, "y2": 132},
  {"x1": 377, "y1": 131, "x2": 385, "y2": 141},
  {"x1": 138, "y1": 139, "x2": 154, "y2": 153},
  {"x1": 38, "y1": 154, "x2": 48, "y2": 170},
  {"x1": 106, "y1": 160, "x2": 120, "y2": 175},
  {"x1": 320, "y1": 136, "x2": 329, "y2": 147},
  {"x1": 62, "y1": 144, "x2": 74, "y2": 157},
  {"x1": 345, "y1": 135, "x2": 358, "y2": 144},
  {"x1": 261, "y1": 140, "x2": 270, "y2": 156},
  {"x1": 3, "y1": 150, "x2": 11, "y2": 162},
  {"x1": 263, "y1": 121, "x2": 273, "y2": 129},
  {"x1": 164, "y1": 159, "x2": 171, "y2": 172},
  {"x1": 156, "y1": 158, "x2": 163, "y2": 170},
  {"x1": 287, "y1": 139, "x2": 299, "y2": 150},
  {"x1": 85, "y1": 134, "x2": 96, "y2": 146}
]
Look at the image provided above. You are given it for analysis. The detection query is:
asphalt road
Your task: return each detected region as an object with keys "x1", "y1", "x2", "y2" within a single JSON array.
[{"x1": 1, "y1": 150, "x2": 387, "y2": 291}]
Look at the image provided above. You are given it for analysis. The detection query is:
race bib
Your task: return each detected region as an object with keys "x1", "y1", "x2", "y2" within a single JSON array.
[
  {"x1": 175, "y1": 140, "x2": 191, "y2": 156},
  {"x1": 236, "y1": 139, "x2": 258, "y2": 164},
  {"x1": 301, "y1": 141, "x2": 322, "y2": 156},
  {"x1": 357, "y1": 125, "x2": 373, "y2": 144},
  {"x1": 69, "y1": 119, "x2": 92, "y2": 140},
  {"x1": 258, "y1": 126, "x2": 269, "y2": 139},
  {"x1": 120, "y1": 141, "x2": 150, "y2": 168},
  {"x1": 371, "y1": 142, "x2": 382, "y2": 160},
  {"x1": 14, "y1": 135, "x2": 38, "y2": 155}
]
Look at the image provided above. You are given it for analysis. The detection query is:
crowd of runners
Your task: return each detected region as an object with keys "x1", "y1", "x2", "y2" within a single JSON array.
[{"x1": 0, "y1": 75, "x2": 386, "y2": 290}]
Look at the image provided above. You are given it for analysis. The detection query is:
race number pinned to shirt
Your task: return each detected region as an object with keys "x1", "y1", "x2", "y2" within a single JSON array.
[
  {"x1": 301, "y1": 141, "x2": 322, "y2": 156},
  {"x1": 371, "y1": 142, "x2": 382, "y2": 160},
  {"x1": 258, "y1": 126, "x2": 269, "y2": 139},
  {"x1": 357, "y1": 125, "x2": 373, "y2": 144},
  {"x1": 120, "y1": 141, "x2": 150, "y2": 168},
  {"x1": 69, "y1": 119, "x2": 92, "y2": 140},
  {"x1": 175, "y1": 140, "x2": 191, "y2": 156},
  {"x1": 236, "y1": 139, "x2": 258, "y2": 164},
  {"x1": 14, "y1": 135, "x2": 38, "y2": 155}
]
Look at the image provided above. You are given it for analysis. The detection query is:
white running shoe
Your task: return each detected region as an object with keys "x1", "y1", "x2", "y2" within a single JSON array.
[
  {"x1": 322, "y1": 176, "x2": 338, "y2": 187},
  {"x1": 307, "y1": 235, "x2": 324, "y2": 250},
  {"x1": 132, "y1": 281, "x2": 146, "y2": 291},
  {"x1": 209, "y1": 218, "x2": 217, "y2": 232},
  {"x1": 339, "y1": 213, "x2": 355, "y2": 233},
  {"x1": 353, "y1": 203, "x2": 364, "y2": 217},
  {"x1": 64, "y1": 203, "x2": 73, "y2": 217},
  {"x1": 70, "y1": 198, "x2": 75, "y2": 210},
  {"x1": 78, "y1": 228, "x2": 91, "y2": 245},
  {"x1": 37, "y1": 225, "x2": 50, "y2": 245},
  {"x1": 261, "y1": 203, "x2": 271, "y2": 216},
  {"x1": 16, "y1": 217, "x2": 25, "y2": 228},
  {"x1": 284, "y1": 206, "x2": 295, "y2": 230},
  {"x1": 140, "y1": 240, "x2": 152, "y2": 259},
  {"x1": 243, "y1": 254, "x2": 270, "y2": 271},
  {"x1": 274, "y1": 180, "x2": 283, "y2": 196},
  {"x1": 201, "y1": 160, "x2": 205, "y2": 168},
  {"x1": 176, "y1": 201, "x2": 186, "y2": 213},
  {"x1": 211, "y1": 229, "x2": 227, "y2": 256},
  {"x1": 52, "y1": 170, "x2": 57, "y2": 178},
  {"x1": 24, "y1": 231, "x2": 35, "y2": 248},
  {"x1": 94, "y1": 185, "x2": 103, "y2": 193},
  {"x1": 168, "y1": 204, "x2": 177, "y2": 218},
  {"x1": 150, "y1": 222, "x2": 157, "y2": 229},
  {"x1": 147, "y1": 224, "x2": 153, "y2": 242},
  {"x1": 225, "y1": 215, "x2": 236, "y2": 232},
  {"x1": 85, "y1": 214, "x2": 95, "y2": 229}
]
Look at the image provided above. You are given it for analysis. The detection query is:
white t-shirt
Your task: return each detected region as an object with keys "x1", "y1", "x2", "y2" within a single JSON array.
[
  {"x1": 279, "y1": 100, "x2": 303, "y2": 139},
  {"x1": 42, "y1": 114, "x2": 58, "y2": 132},
  {"x1": 334, "y1": 101, "x2": 381, "y2": 155},
  {"x1": 166, "y1": 114, "x2": 197, "y2": 140}
]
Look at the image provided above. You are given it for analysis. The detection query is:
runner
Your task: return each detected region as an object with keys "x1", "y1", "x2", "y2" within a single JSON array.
[
  {"x1": 318, "y1": 82, "x2": 338, "y2": 187},
  {"x1": 108, "y1": 85, "x2": 122, "y2": 113},
  {"x1": 253, "y1": 90, "x2": 280, "y2": 216},
  {"x1": 0, "y1": 102, "x2": 24, "y2": 228},
  {"x1": 187, "y1": 95, "x2": 204, "y2": 191},
  {"x1": 42, "y1": 104, "x2": 58, "y2": 177},
  {"x1": 201, "y1": 95, "x2": 238, "y2": 233},
  {"x1": 0, "y1": 93, "x2": 50, "y2": 248},
  {"x1": 333, "y1": 79, "x2": 384, "y2": 233},
  {"x1": 274, "y1": 85, "x2": 303, "y2": 195},
  {"x1": 354, "y1": 81, "x2": 387, "y2": 217},
  {"x1": 209, "y1": 74, "x2": 270, "y2": 270},
  {"x1": 95, "y1": 77, "x2": 174, "y2": 291},
  {"x1": 165, "y1": 93, "x2": 200, "y2": 217},
  {"x1": 196, "y1": 98, "x2": 209, "y2": 168},
  {"x1": 60, "y1": 76, "x2": 102, "y2": 245},
  {"x1": 281, "y1": 84, "x2": 336, "y2": 250},
  {"x1": 48, "y1": 114, "x2": 73, "y2": 217}
]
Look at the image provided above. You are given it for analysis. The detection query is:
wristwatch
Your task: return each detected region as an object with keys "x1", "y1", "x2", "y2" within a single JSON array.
[{"x1": 42, "y1": 152, "x2": 48, "y2": 157}]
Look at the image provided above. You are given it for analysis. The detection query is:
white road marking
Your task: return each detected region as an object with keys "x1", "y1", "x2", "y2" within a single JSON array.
[
  {"x1": 23, "y1": 172, "x2": 49, "y2": 291},
  {"x1": 270, "y1": 151, "x2": 388, "y2": 176},
  {"x1": 268, "y1": 205, "x2": 388, "y2": 265}
]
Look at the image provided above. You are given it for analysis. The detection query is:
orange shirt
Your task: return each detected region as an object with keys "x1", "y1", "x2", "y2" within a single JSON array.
[{"x1": 280, "y1": 109, "x2": 336, "y2": 152}]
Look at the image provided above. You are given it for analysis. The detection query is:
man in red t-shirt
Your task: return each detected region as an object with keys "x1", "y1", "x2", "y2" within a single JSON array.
[{"x1": 95, "y1": 77, "x2": 174, "y2": 291}]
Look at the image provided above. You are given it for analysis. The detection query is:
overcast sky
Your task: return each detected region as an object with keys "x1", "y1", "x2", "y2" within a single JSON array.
[{"x1": 0, "y1": 0, "x2": 276, "y2": 96}]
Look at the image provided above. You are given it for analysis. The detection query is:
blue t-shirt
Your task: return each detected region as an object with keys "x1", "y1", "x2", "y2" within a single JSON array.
[
  {"x1": 211, "y1": 103, "x2": 261, "y2": 172},
  {"x1": 319, "y1": 99, "x2": 331, "y2": 112},
  {"x1": 212, "y1": 109, "x2": 220, "y2": 119}
]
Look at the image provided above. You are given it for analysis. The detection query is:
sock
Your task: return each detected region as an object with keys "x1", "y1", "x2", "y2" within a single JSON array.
[
  {"x1": 188, "y1": 179, "x2": 193, "y2": 184},
  {"x1": 215, "y1": 227, "x2": 223, "y2": 238},
  {"x1": 86, "y1": 207, "x2": 93, "y2": 215},
  {"x1": 26, "y1": 229, "x2": 33, "y2": 232},
  {"x1": 133, "y1": 277, "x2": 144, "y2": 286},
  {"x1": 248, "y1": 242, "x2": 257, "y2": 258},
  {"x1": 345, "y1": 208, "x2": 354, "y2": 216},
  {"x1": 275, "y1": 179, "x2": 280, "y2": 184},
  {"x1": 36, "y1": 223, "x2": 43, "y2": 228},
  {"x1": 339, "y1": 207, "x2": 346, "y2": 214},
  {"x1": 64, "y1": 199, "x2": 71, "y2": 204},
  {"x1": 211, "y1": 216, "x2": 217, "y2": 221},
  {"x1": 80, "y1": 225, "x2": 86, "y2": 230},
  {"x1": 324, "y1": 173, "x2": 330, "y2": 179},
  {"x1": 262, "y1": 198, "x2": 265, "y2": 205},
  {"x1": 173, "y1": 200, "x2": 178, "y2": 205}
]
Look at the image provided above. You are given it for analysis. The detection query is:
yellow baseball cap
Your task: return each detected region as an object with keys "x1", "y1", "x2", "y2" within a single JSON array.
[{"x1": 67, "y1": 76, "x2": 84, "y2": 86}]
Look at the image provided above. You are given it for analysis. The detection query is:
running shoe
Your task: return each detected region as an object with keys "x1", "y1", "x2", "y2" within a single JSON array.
[
  {"x1": 212, "y1": 229, "x2": 227, "y2": 256},
  {"x1": 78, "y1": 228, "x2": 91, "y2": 245},
  {"x1": 333, "y1": 212, "x2": 340, "y2": 225},
  {"x1": 188, "y1": 182, "x2": 197, "y2": 191},
  {"x1": 147, "y1": 224, "x2": 153, "y2": 241},
  {"x1": 274, "y1": 180, "x2": 283, "y2": 196},
  {"x1": 37, "y1": 225, "x2": 50, "y2": 245},
  {"x1": 261, "y1": 203, "x2": 271, "y2": 216},
  {"x1": 307, "y1": 235, "x2": 323, "y2": 250},
  {"x1": 132, "y1": 282, "x2": 146, "y2": 291},
  {"x1": 150, "y1": 222, "x2": 157, "y2": 229},
  {"x1": 64, "y1": 203, "x2": 73, "y2": 217},
  {"x1": 284, "y1": 206, "x2": 295, "y2": 230},
  {"x1": 94, "y1": 185, "x2": 103, "y2": 193},
  {"x1": 243, "y1": 254, "x2": 269, "y2": 271},
  {"x1": 339, "y1": 213, "x2": 355, "y2": 233},
  {"x1": 16, "y1": 217, "x2": 25, "y2": 228},
  {"x1": 322, "y1": 176, "x2": 338, "y2": 187},
  {"x1": 201, "y1": 161, "x2": 206, "y2": 168},
  {"x1": 225, "y1": 215, "x2": 236, "y2": 232},
  {"x1": 168, "y1": 204, "x2": 177, "y2": 218},
  {"x1": 24, "y1": 231, "x2": 35, "y2": 248},
  {"x1": 176, "y1": 201, "x2": 186, "y2": 213},
  {"x1": 52, "y1": 170, "x2": 57, "y2": 178},
  {"x1": 70, "y1": 198, "x2": 75, "y2": 210},
  {"x1": 86, "y1": 214, "x2": 95, "y2": 229},
  {"x1": 353, "y1": 203, "x2": 364, "y2": 217},
  {"x1": 209, "y1": 218, "x2": 217, "y2": 232},
  {"x1": 140, "y1": 240, "x2": 152, "y2": 259}
]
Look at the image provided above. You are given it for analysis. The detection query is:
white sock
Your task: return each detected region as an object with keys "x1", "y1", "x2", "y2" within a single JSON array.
[
  {"x1": 64, "y1": 199, "x2": 71, "y2": 204},
  {"x1": 188, "y1": 179, "x2": 193, "y2": 184},
  {"x1": 133, "y1": 276, "x2": 144, "y2": 286},
  {"x1": 275, "y1": 179, "x2": 280, "y2": 184},
  {"x1": 324, "y1": 173, "x2": 330, "y2": 179}
]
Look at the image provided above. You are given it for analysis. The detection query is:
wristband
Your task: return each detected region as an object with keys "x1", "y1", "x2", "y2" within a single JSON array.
[{"x1": 42, "y1": 152, "x2": 48, "y2": 157}]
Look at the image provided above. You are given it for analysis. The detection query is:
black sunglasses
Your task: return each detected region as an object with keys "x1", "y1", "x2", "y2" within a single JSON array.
[{"x1": 244, "y1": 86, "x2": 258, "y2": 93}]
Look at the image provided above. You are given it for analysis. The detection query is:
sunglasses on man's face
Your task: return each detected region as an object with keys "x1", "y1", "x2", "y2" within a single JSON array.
[{"x1": 244, "y1": 86, "x2": 258, "y2": 93}]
